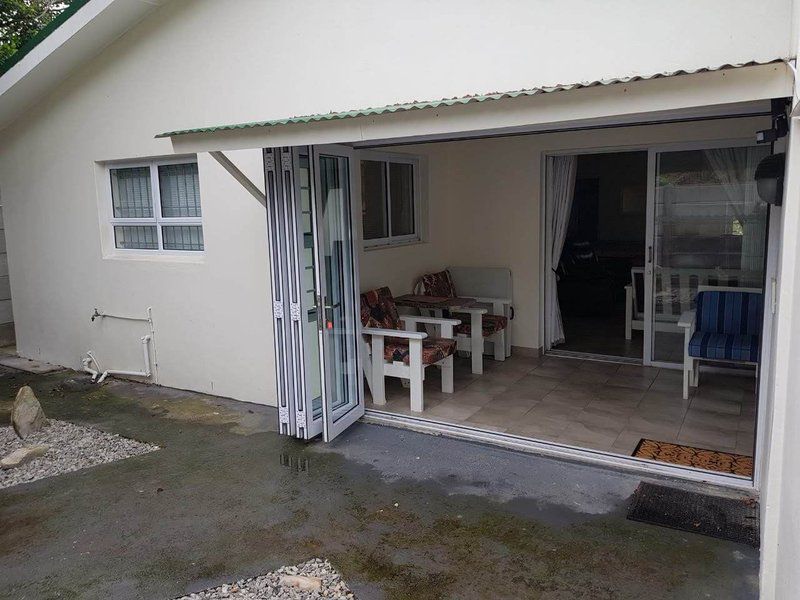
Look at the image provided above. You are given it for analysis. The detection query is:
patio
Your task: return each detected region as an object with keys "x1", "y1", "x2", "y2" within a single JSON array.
[
  {"x1": 365, "y1": 354, "x2": 757, "y2": 462},
  {"x1": 0, "y1": 365, "x2": 758, "y2": 599}
]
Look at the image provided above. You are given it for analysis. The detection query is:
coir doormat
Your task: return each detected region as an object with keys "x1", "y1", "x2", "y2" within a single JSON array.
[
  {"x1": 627, "y1": 482, "x2": 759, "y2": 547},
  {"x1": 632, "y1": 438, "x2": 753, "y2": 477}
]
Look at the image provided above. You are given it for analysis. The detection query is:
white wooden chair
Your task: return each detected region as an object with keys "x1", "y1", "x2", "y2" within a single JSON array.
[
  {"x1": 414, "y1": 267, "x2": 513, "y2": 375},
  {"x1": 360, "y1": 287, "x2": 460, "y2": 413},
  {"x1": 625, "y1": 267, "x2": 761, "y2": 340}
]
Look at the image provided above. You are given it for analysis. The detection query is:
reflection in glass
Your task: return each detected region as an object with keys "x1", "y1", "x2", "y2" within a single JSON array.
[
  {"x1": 297, "y1": 151, "x2": 323, "y2": 419},
  {"x1": 318, "y1": 155, "x2": 359, "y2": 416},
  {"x1": 390, "y1": 162, "x2": 415, "y2": 236},
  {"x1": 361, "y1": 160, "x2": 388, "y2": 240},
  {"x1": 651, "y1": 146, "x2": 769, "y2": 363}
]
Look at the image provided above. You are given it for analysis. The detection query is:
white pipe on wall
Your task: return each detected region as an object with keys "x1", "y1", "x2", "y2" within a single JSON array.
[
  {"x1": 96, "y1": 334, "x2": 152, "y2": 383},
  {"x1": 83, "y1": 307, "x2": 157, "y2": 384},
  {"x1": 81, "y1": 354, "x2": 100, "y2": 380}
]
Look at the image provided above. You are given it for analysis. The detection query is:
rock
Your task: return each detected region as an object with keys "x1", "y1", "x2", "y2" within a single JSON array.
[
  {"x1": 280, "y1": 574, "x2": 323, "y2": 591},
  {"x1": 11, "y1": 386, "x2": 49, "y2": 438},
  {"x1": 1, "y1": 445, "x2": 49, "y2": 469},
  {"x1": 58, "y1": 377, "x2": 96, "y2": 393}
]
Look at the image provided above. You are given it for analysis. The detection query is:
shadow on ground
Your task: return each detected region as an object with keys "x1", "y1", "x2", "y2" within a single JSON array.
[{"x1": 0, "y1": 367, "x2": 758, "y2": 599}]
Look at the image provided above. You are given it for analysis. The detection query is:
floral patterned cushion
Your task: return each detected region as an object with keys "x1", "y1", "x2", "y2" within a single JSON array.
[
  {"x1": 360, "y1": 287, "x2": 401, "y2": 330},
  {"x1": 361, "y1": 286, "x2": 456, "y2": 364},
  {"x1": 384, "y1": 337, "x2": 457, "y2": 365},
  {"x1": 421, "y1": 270, "x2": 457, "y2": 298},
  {"x1": 452, "y1": 313, "x2": 508, "y2": 337}
]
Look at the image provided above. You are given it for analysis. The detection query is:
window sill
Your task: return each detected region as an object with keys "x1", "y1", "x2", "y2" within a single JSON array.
[
  {"x1": 363, "y1": 238, "x2": 425, "y2": 252},
  {"x1": 103, "y1": 251, "x2": 205, "y2": 265}
]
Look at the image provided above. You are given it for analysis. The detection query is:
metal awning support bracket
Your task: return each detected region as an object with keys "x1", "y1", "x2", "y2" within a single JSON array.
[{"x1": 209, "y1": 150, "x2": 266, "y2": 208}]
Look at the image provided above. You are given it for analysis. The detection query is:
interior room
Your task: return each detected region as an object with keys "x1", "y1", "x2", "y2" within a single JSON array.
[
  {"x1": 356, "y1": 118, "x2": 768, "y2": 479},
  {"x1": 553, "y1": 151, "x2": 648, "y2": 360}
]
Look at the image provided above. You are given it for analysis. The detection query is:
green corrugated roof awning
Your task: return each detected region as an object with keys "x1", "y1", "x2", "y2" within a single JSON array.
[{"x1": 155, "y1": 60, "x2": 785, "y2": 139}]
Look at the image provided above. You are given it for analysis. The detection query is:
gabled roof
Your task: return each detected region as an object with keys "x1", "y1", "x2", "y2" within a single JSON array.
[
  {"x1": 0, "y1": 0, "x2": 163, "y2": 130},
  {"x1": 0, "y1": 0, "x2": 92, "y2": 77}
]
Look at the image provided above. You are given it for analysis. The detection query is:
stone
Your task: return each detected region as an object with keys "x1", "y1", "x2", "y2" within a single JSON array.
[
  {"x1": 1, "y1": 445, "x2": 49, "y2": 469},
  {"x1": 58, "y1": 377, "x2": 96, "y2": 393},
  {"x1": 11, "y1": 386, "x2": 49, "y2": 438},
  {"x1": 279, "y1": 574, "x2": 323, "y2": 591}
]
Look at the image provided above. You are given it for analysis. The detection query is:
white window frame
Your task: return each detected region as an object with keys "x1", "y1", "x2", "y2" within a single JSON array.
[
  {"x1": 359, "y1": 150, "x2": 424, "y2": 249},
  {"x1": 107, "y1": 156, "x2": 203, "y2": 253}
]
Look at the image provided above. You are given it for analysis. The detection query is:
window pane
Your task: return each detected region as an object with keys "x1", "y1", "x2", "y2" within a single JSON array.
[
  {"x1": 110, "y1": 167, "x2": 153, "y2": 218},
  {"x1": 162, "y1": 225, "x2": 204, "y2": 251},
  {"x1": 114, "y1": 225, "x2": 157, "y2": 250},
  {"x1": 360, "y1": 160, "x2": 387, "y2": 240},
  {"x1": 159, "y1": 163, "x2": 201, "y2": 217},
  {"x1": 389, "y1": 162, "x2": 415, "y2": 236}
]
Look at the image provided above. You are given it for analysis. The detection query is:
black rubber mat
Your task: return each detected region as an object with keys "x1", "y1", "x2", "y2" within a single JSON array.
[{"x1": 627, "y1": 482, "x2": 759, "y2": 547}]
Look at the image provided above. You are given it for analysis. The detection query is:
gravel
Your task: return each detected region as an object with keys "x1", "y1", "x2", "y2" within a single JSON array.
[
  {"x1": 175, "y1": 558, "x2": 356, "y2": 600},
  {"x1": 0, "y1": 419, "x2": 158, "y2": 489}
]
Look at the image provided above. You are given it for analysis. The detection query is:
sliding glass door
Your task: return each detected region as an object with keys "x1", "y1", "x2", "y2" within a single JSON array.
[{"x1": 647, "y1": 143, "x2": 770, "y2": 364}]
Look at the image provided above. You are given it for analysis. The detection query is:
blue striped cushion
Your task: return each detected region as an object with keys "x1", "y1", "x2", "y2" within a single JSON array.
[
  {"x1": 688, "y1": 331, "x2": 760, "y2": 362},
  {"x1": 696, "y1": 290, "x2": 763, "y2": 336}
]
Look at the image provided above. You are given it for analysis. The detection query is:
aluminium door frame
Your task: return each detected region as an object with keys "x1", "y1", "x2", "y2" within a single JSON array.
[
  {"x1": 266, "y1": 144, "x2": 365, "y2": 441},
  {"x1": 311, "y1": 144, "x2": 366, "y2": 441},
  {"x1": 290, "y1": 146, "x2": 325, "y2": 439},
  {"x1": 264, "y1": 147, "x2": 301, "y2": 436},
  {"x1": 539, "y1": 143, "x2": 650, "y2": 355},
  {"x1": 644, "y1": 136, "x2": 769, "y2": 368},
  {"x1": 540, "y1": 136, "x2": 766, "y2": 362}
]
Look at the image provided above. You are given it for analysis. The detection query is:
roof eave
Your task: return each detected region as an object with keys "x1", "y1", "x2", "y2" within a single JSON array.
[{"x1": 156, "y1": 60, "x2": 789, "y2": 139}]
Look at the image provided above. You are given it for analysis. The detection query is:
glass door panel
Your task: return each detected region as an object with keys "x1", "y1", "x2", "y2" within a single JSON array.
[
  {"x1": 313, "y1": 146, "x2": 364, "y2": 440},
  {"x1": 295, "y1": 149, "x2": 324, "y2": 428},
  {"x1": 264, "y1": 145, "x2": 363, "y2": 442},
  {"x1": 650, "y1": 145, "x2": 769, "y2": 363},
  {"x1": 264, "y1": 146, "x2": 324, "y2": 439}
]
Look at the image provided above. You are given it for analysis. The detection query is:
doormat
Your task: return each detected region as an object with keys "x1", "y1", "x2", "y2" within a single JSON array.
[
  {"x1": 627, "y1": 482, "x2": 759, "y2": 547},
  {"x1": 632, "y1": 438, "x2": 753, "y2": 477}
]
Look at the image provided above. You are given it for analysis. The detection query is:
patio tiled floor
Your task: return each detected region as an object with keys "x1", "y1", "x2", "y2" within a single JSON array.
[{"x1": 366, "y1": 354, "x2": 757, "y2": 459}]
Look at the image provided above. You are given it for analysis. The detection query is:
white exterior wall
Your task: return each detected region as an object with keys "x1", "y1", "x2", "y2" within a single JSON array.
[
  {"x1": 759, "y1": 1, "x2": 800, "y2": 589},
  {"x1": 0, "y1": 204, "x2": 15, "y2": 344}
]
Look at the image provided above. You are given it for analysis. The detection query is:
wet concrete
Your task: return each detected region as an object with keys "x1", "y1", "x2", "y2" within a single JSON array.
[{"x1": 0, "y1": 368, "x2": 759, "y2": 599}]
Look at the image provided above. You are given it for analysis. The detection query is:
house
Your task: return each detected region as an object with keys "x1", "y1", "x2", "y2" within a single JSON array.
[{"x1": 1, "y1": 0, "x2": 799, "y2": 596}]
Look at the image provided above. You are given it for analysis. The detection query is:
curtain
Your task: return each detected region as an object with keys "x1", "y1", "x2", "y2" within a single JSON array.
[
  {"x1": 546, "y1": 155, "x2": 577, "y2": 347},
  {"x1": 703, "y1": 147, "x2": 766, "y2": 272}
]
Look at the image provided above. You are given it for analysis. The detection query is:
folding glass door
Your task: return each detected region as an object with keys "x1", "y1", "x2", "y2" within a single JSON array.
[
  {"x1": 265, "y1": 145, "x2": 363, "y2": 441},
  {"x1": 646, "y1": 143, "x2": 770, "y2": 364}
]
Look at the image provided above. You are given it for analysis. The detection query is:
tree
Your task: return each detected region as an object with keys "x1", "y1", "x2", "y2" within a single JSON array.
[{"x1": 0, "y1": 1, "x2": 73, "y2": 65}]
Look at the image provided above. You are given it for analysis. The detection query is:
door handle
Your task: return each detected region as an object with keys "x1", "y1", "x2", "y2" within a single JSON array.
[
  {"x1": 318, "y1": 299, "x2": 341, "y2": 330},
  {"x1": 647, "y1": 246, "x2": 654, "y2": 264}
]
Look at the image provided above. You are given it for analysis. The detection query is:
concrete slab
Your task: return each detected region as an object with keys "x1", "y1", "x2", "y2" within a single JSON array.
[
  {"x1": 0, "y1": 368, "x2": 759, "y2": 599},
  {"x1": 0, "y1": 354, "x2": 64, "y2": 374}
]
